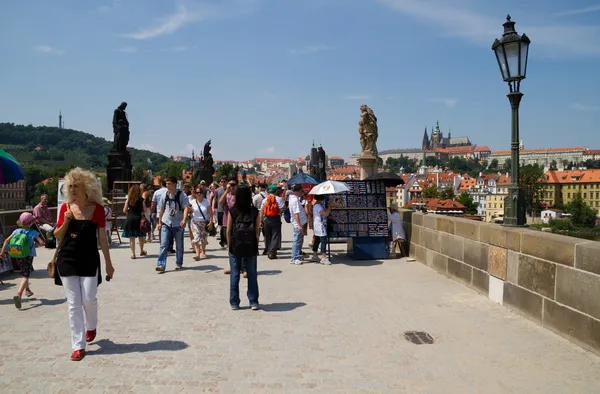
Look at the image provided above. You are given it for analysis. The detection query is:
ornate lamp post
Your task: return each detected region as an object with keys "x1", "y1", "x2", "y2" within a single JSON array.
[{"x1": 492, "y1": 15, "x2": 530, "y2": 226}]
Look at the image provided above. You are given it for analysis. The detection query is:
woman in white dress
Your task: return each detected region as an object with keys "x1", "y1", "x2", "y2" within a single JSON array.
[{"x1": 388, "y1": 203, "x2": 406, "y2": 257}]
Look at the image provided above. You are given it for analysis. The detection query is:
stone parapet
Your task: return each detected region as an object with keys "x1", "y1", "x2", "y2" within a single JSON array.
[{"x1": 399, "y1": 209, "x2": 600, "y2": 354}]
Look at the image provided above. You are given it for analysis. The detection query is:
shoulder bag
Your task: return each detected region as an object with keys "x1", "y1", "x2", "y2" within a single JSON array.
[
  {"x1": 48, "y1": 203, "x2": 69, "y2": 279},
  {"x1": 195, "y1": 199, "x2": 217, "y2": 236}
]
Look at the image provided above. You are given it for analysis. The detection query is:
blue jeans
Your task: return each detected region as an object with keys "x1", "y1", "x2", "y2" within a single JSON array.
[
  {"x1": 157, "y1": 224, "x2": 184, "y2": 268},
  {"x1": 291, "y1": 226, "x2": 303, "y2": 261},
  {"x1": 229, "y1": 254, "x2": 259, "y2": 307}
]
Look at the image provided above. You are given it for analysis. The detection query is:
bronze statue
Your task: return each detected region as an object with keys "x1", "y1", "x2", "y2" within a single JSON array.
[
  {"x1": 195, "y1": 139, "x2": 215, "y2": 185},
  {"x1": 112, "y1": 102, "x2": 130, "y2": 151},
  {"x1": 358, "y1": 104, "x2": 378, "y2": 156},
  {"x1": 317, "y1": 146, "x2": 327, "y2": 182}
]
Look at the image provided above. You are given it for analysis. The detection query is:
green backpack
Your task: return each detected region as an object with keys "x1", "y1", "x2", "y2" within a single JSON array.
[{"x1": 7, "y1": 230, "x2": 31, "y2": 258}]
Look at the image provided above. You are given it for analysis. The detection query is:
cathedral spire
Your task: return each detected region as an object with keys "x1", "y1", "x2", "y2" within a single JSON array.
[{"x1": 422, "y1": 127, "x2": 429, "y2": 151}]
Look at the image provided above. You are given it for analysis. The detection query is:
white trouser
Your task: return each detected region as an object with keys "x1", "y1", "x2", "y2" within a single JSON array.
[{"x1": 61, "y1": 274, "x2": 98, "y2": 350}]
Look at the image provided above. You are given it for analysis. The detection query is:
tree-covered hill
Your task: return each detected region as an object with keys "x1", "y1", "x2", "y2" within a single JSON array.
[{"x1": 0, "y1": 122, "x2": 170, "y2": 171}]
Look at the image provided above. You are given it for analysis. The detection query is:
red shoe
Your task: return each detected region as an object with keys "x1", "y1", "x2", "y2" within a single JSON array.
[
  {"x1": 71, "y1": 349, "x2": 85, "y2": 361},
  {"x1": 86, "y1": 329, "x2": 96, "y2": 343}
]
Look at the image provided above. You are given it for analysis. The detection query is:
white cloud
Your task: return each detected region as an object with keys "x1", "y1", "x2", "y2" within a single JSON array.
[
  {"x1": 377, "y1": 0, "x2": 600, "y2": 56},
  {"x1": 139, "y1": 143, "x2": 156, "y2": 151},
  {"x1": 161, "y1": 45, "x2": 189, "y2": 52},
  {"x1": 34, "y1": 45, "x2": 64, "y2": 55},
  {"x1": 122, "y1": 0, "x2": 258, "y2": 40},
  {"x1": 552, "y1": 5, "x2": 600, "y2": 17},
  {"x1": 429, "y1": 98, "x2": 458, "y2": 108},
  {"x1": 570, "y1": 103, "x2": 599, "y2": 112},
  {"x1": 258, "y1": 146, "x2": 275, "y2": 155},
  {"x1": 98, "y1": 0, "x2": 121, "y2": 13},
  {"x1": 346, "y1": 94, "x2": 372, "y2": 100},
  {"x1": 117, "y1": 46, "x2": 138, "y2": 53},
  {"x1": 288, "y1": 44, "x2": 334, "y2": 55}
]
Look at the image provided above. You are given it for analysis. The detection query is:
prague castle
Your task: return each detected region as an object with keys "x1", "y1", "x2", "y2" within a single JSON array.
[{"x1": 422, "y1": 121, "x2": 472, "y2": 151}]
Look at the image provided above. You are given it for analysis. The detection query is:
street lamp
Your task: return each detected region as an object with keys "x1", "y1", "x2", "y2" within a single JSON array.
[{"x1": 492, "y1": 15, "x2": 530, "y2": 226}]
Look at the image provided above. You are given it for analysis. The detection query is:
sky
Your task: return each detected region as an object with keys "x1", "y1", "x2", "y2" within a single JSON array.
[{"x1": 1, "y1": 0, "x2": 599, "y2": 162}]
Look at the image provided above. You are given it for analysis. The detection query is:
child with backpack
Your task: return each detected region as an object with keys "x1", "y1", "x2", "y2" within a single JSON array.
[{"x1": 0, "y1": 212, "x2": 44, "y2": 309}]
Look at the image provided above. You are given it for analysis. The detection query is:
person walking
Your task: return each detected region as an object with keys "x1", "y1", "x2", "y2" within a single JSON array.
[
  {"x1": 219, "y1": 179, "x2": 237, "y2": 274},
  {"x1": 289, "y1": 184, "x2": 308, "y2": 265},
  {"x1": 259, "y1": 185, "x2": 284, "y2": 259},
  {"x1": 156, "y1": 176, "x2": 190, "y2": 272},
  {"x1": 53, "y1": 167, "x2": 114, "y2": 361},
  {"x1": 226, "y1": 186, "x2": 260, "y2": 310},
  {"x1": 122, "y1": 184, "x2": 147, "y2": 259},
  {"x1": 0, "y1": 212, "x2": 44, "y2": 309},
  {"x1": 190, "y1": 187, "x2": 213, "y2": 260}
]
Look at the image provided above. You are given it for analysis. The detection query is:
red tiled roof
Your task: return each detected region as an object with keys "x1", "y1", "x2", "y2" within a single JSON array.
[
  {"x1": 545, "y1": 169, "x2": 600, "y2": 184},
  {"x1": 474, "y1": 146, "x2": 491, "y2": 152}
]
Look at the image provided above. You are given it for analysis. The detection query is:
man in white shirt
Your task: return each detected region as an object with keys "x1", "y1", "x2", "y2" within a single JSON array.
[
  {"x1": 288, "y1": 184, "x2": 307, "y2": 265},
  {"x1": 259, "y1": 185, "x2": 285, "y2": 259},
  {"x1": 252, "y1": 183, "x2": 268, "y2": 209},
  {"x1": 151, "y1": 180, "x2": 174, "y2": 253}
]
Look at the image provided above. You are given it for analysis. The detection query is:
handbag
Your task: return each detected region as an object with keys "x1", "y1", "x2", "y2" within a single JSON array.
[
  {"x1": 140, "y1": 216, "x2": 151, "y2": 233},
  {"x1": 195, "y1": 199, "x2": 217, "y2": 236},
  {"x1": 48, "y1": 228, "x2": 67, "y2": 279}
]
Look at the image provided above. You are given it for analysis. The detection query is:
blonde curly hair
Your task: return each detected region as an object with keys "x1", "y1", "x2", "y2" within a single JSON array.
[{"x1": 63, "y1": 167, "x2": 103, "y2": 206}]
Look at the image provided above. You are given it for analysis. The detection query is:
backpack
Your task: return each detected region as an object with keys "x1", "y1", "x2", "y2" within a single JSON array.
[
  {"x1": 263, "y1": 195, "x2": 280, "y2": 217},
  {"x1": 162, "y1": 190, "x2": 183, "y2": 212},
  {"x1": 283, "y1": 207, "x2": 291, "y2": 223},
  {"x1": 232, "y1": 210, "x2": 257, "y2": 257},
  {"x1": 7, "y1": 229, "x2": 31, "y2": 258}
]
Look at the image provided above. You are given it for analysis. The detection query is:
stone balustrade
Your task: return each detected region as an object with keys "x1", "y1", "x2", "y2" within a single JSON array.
[
  {"x1": 0, "y1": 207, "x2": 58, "y2": 235},
  {"x1": 399, "y1": 209, "x2": 600, "y2": 354}
]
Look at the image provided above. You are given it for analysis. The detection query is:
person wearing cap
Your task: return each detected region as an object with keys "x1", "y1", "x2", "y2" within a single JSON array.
[
  {"x1": 259, "y1": 185, "x2": 285, "y2": 259},
  {"x1": 388, "y1": 203, "x2": 407, "y2": 258},
  {"x1": 0, "y1": 212, "x2": 44, "y2": 309}
]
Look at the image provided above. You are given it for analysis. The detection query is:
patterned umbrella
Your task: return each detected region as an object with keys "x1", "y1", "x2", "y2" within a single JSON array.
[{"x1": 0, "y1": 149, "x2": 25, "y2": 185}]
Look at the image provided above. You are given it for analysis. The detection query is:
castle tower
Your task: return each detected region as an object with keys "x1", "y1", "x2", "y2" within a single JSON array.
[{"x1": 422, "y1": 127, "x2": 429, "y2": 151}]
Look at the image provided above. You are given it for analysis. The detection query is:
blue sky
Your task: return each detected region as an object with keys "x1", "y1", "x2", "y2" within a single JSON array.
[{"x1": 1, "y1": 0, "x2": 599, "y2": 162}]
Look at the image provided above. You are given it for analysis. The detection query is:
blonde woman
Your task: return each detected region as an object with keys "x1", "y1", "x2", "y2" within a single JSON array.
[
  {"x1": 122, "y1": 184, "x2": 147, "y2": 259},
  {"x1": 54, "y1": 168, "x2": 114, "y2": 361}
]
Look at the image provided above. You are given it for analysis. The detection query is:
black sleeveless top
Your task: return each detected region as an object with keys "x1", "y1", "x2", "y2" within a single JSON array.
[{"x1": 55, "y1": 207, "x2": 102, "y2": 286}]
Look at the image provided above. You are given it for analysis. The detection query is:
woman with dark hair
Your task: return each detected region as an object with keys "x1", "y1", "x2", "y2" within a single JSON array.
[{"x1": 226, "y1": 186, "x2": 260, "y2": 310}]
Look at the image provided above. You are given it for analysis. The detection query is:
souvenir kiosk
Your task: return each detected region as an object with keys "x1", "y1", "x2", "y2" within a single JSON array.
[{"x1": 328, "y1": 180, "x2": 389, "y2": 260}]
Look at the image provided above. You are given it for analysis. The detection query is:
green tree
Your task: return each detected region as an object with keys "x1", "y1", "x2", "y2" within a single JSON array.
[
  {"x1": 489, "y1": 159, "x2": 499, "y2": 170},
  {"x1": 216, "y1": 163, "x2": 239, "y2": 181},
  {"x1": 421, "y1": 184, "x2": 440, "y2": 198},
  {"x1": 424, "y1": 156, "x2": 440, "y2": 167},
  {"x1": 440, "y1": 185, "x2": 455, "y2": 200},
  {"x1": 377, "y1": 157, "x2": 383, "y2": 168},
  {"x1": 504, "y1": 158, "x2": 512, "y2": 172},
  {"x1": 567, "y1": 193, "x2": 598, "y2": 228},
  {"x1": 132, "y1": 166, "x2": 152, "y2": 184},
  {"x1": 159, "y1": 161, "x2": 188, "y2": 179},
  {"x1": 519, "y1": 164, "x2": 545, "y2": 216},
  {"x1": 549, "y1": 160, "x2": 558, "y2": 170},
  {"x1": 456, "y1": 192, "x2": 478, "y2": 215}
]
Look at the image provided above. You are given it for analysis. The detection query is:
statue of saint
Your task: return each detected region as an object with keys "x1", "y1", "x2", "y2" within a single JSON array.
[
  {"x1": 317, "y1": 146, "x2": 327, "y2": 182},
  {"x1": 112, "y1": 102, "x2": 130, "y2": 151},
  {"x1": 358, "y1": 104, "x2": 378, "y2": 156}
]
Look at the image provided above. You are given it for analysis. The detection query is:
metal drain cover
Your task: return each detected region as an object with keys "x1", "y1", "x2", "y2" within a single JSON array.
[{"x1": 404, "y1": 331, "x2": 435, "y2": 345}]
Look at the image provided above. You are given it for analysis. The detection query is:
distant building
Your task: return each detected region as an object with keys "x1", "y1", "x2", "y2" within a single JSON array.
[
  {"x1": 0, "y1": 180, "x2": 26, "y2": 211},
  {"x1": 542, "y1": 169, "x2": 600, "y2": 210},
  {"x1": 490, "y1": 146, "x2": 588, "y2": 168},
  {"x1": 328, "y1": 156, "x2": 345, "y2": 168},
  {"x1": 422, "y1": 121, "x2": 472, "y2": 151}
]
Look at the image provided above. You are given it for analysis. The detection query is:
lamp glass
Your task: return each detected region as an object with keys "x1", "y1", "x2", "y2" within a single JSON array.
[
  {"x1": 520, "y1": 40, "x2": 529, "y2": 78},
  {"x1": 495, "y1": 46, "x2": 509, "y2": 80},
  {"x1": 504, "y1": 41, "x2": 520, "y2": 79}
]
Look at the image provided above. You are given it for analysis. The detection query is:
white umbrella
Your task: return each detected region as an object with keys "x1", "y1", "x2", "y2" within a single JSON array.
[{"x1": 309, "y1": 180, "x2": 350, "y2": 195}]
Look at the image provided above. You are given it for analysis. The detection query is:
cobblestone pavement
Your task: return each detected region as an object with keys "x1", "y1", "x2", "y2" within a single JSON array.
[{"x1": 1, "y1": 225, "x2": 600, "y2": 393}]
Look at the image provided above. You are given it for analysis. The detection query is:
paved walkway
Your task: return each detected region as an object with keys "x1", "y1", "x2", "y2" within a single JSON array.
[{"x1": 1, "y1": 225, "x2": 600, "y2": 393}]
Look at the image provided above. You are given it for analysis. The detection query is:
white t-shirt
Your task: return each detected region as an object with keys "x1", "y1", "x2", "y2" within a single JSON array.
[
  {"x1": 312, "y1": 203, "x2": 327, "y2": 237},
  {"x1": 152, "y1": 187, "x2": 168, "y2": 215},
  {"x1": 289, "y1": 194, "x2": 308, "y2": 228},
  {"x1": 190, "y1": 197, "x2": 211, "y2": 222}
]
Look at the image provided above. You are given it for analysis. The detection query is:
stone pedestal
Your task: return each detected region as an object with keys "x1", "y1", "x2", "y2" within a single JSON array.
[
  {"x1": 358, "y1": 153, "x2": 378, "y2": 180},
  {"x1": 106, "y1": 150, "x2": 132, "y2": 193}
]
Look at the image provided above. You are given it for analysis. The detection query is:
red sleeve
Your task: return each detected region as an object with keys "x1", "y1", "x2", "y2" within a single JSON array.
[
  {"x1": 56, "y1": 203, "x2": 68, "y2": 228},
  {"x1": 92, "y1": 204, "x2": 106, "y2": 228}
]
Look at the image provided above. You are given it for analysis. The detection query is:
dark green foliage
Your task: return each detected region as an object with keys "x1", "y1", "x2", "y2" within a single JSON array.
[
  {"x1": 421, "y1": 184, "x2": 439, "y2": 198},
  {"x1": 456, "y1": 192, "x2": 478, "y2": 215},
  {"x1": 567, "y1": 193, "x2": 598, "y2": 228},
  {"x1": 440, "y1": 185, "x2": 455, "y2": 200},
  {"x1": 0, "y1": 122, "x2": 170, "y2": 172},
  {"x1": 384, "y1": 157, "x2": 418, "y2": 174},
  {"x1": 216, "y1": 163, "x2": 239, "y2": 181},
  {"x1": 519, "y1": 164, "x2": 545, "y2": 216}
]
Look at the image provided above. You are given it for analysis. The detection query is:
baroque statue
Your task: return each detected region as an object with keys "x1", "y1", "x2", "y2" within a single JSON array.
[
  {"x1": 358, "y1": 104, "x2": 378, "y2": 157},
  {"x1": 112, "y1": 101, "x2": 130, "y2": 152},
  {"x1": 194, "y1": 139, "x2": 215, "y2": 185}
]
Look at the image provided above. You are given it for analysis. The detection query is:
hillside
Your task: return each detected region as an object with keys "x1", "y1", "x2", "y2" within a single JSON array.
[{"x1": 0, "y1": 122, "x2": 170, "y2": 172}]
